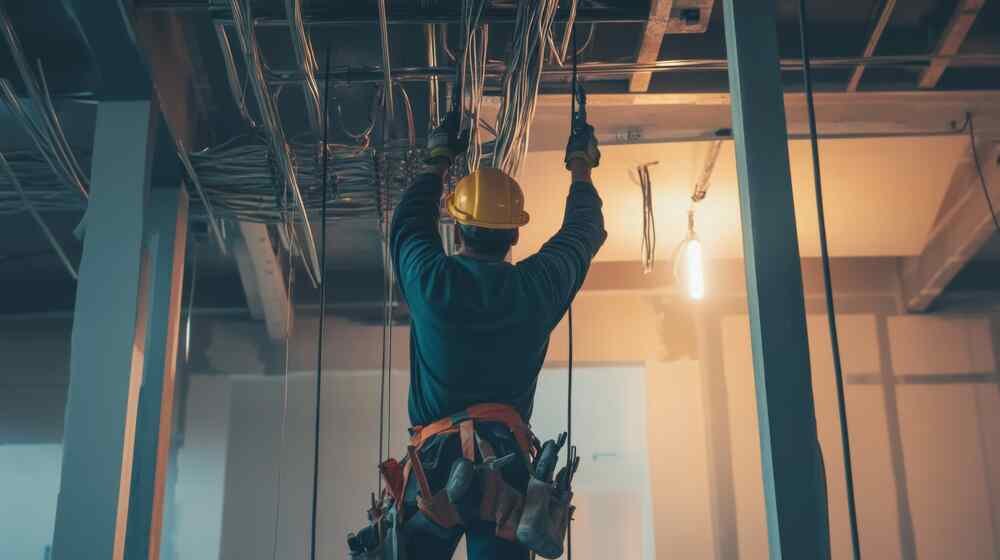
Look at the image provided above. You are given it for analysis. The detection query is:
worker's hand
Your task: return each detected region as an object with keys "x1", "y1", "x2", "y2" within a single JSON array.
[
  {"x1": 565, "y1": 122, "x2": 600, "y2": 170},
  {"x1": 426, "y1": 110, "x2": 470, "y2": 165}
]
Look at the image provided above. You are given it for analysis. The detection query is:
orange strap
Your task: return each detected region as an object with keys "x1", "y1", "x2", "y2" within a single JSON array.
[
  {"x1": 409, "y1": 403, "x2": 534, "y2": 458},
  {"x1": 393, "y1": 403, "x2": 534, "y2": 511}
]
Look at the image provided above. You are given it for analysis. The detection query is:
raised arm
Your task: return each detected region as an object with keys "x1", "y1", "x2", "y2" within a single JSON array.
[
  {"x1": 390, "y1": 111, "x2": 468, "y2": 301},
  {"x1": 390, "y1": 163, "x2": 448, "y2": 300},
  {"x1": 519, "y1": 128, "x2": 606, "y2": 323}
]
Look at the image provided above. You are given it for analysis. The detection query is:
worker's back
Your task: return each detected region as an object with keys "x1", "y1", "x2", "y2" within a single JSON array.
[{"x1": 391, "y1": 173, "x2": 605, "y2": 426}]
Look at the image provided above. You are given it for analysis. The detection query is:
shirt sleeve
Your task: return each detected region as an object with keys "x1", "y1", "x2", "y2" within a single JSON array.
[
  {"x1": 390, "y1": 172, "x2": 447, "y2": 304},
  {"x1": 518, "y1": 180, "x2": 607, "y2": 326}
]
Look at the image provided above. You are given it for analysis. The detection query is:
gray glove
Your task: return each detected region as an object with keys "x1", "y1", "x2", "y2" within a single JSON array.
[{"x1": 565, "y1": 122, "x2": 600, "y2": 169}]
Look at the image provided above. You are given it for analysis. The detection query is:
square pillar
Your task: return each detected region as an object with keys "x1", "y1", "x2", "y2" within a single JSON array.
[
  {"x1": 53, "y1": 100, "x2": 158, "y2": 560},
  {"x1": 721, "y1": 1, "x2": 830, "y2": 558}
]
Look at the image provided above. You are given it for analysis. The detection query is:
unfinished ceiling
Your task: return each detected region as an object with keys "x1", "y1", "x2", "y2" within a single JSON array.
[
  {"x1": 514, "y1": 136, "x2": 970, "y2": 262},
  {"x1": 1, "y1": 0, "x2": 1000, "y2": 315}
]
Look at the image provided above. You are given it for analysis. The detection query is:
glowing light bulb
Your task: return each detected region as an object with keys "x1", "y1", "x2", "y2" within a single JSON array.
[{"x1": 685, "y1": 237, "x2": 705, "y2": 300}]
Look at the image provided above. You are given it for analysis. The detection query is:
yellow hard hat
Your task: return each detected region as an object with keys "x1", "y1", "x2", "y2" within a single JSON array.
[{"x1": 446, "y1": 167, "x2": 530, "y2": 229}]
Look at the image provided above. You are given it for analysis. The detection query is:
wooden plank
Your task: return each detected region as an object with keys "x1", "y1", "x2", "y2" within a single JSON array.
[
  {"x1": 238, "y1": 222, "x2": 290, "y2": 340},
  {"x1": 846, "y1": 0, "x2": 898, "y2": 92},
  {"x1": 902, "y1": 142, "x2": 1000, "y2": 311},
  {"x1": 628, "y1": 0, "x2": 674, "y2": 93},
  {"x1": 919, "y1": 0, "x2": 988, "y2": 89}
]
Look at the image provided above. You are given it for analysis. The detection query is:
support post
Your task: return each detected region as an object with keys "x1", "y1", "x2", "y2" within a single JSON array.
[
  {"x1": 124, "y1": 187, "x2": 189, "y2": 560},
  {"x1": 53, "y1": 100, "x2": 158, "y2": 560},
  {"x1": 721, "y1": 1, "x2": 829, "y2": 558}
]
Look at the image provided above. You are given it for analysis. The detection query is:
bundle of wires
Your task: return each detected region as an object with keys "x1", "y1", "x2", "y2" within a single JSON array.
[
  {"x1": 637, "y1": 162, "x2": 657, "y2": 274},
  {"x1": 187, "y1": 135, "x2": 415, "y2": 225},
  {"x1": 458, "y1": 0, "x2": 490, "y2": 172},
  {"x1": 0, "y1": 150, "x2": 87, "y2": 215},
  {"x1": 228, "y1": 0, "x2": 322, "y2": 282},
  {"x1": 0, "y1": 7, "x2": 88, "y2": 200},
  {"x1": 491, "y1": 0, "x2": 561, "y2": 177}
]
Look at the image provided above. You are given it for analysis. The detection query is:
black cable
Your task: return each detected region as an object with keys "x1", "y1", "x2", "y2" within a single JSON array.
[
  {"x1": 309, "y1": 44, "x2": 333, "y2": 560},
  {"x1": 798, "y1": 1, "x2": 862, "y2": 558},
  {"x1": 566, "y1": 21, "x2": 578, "y2": 560},
  {"x1": 967, "y1": 113, "x2": 1000, "y2": 234}
]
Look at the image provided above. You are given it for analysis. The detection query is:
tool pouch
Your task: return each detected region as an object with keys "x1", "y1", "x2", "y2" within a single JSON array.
[
  {"x1": 516, "y1": 477, "x2": 574, "y2": 559},
  {"x1": 479, "y1": 468, "x2": 525, "y2": 542},
  {"x1": 348, "y1": 507, "x2": 407, "y2": 560},
  {"x1": 407, "y1": 446, "x2": 462, "y2": 530}
]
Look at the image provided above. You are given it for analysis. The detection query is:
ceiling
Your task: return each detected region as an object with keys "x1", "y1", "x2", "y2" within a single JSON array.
[
  {"x1": 513, "y1": 136, "x2": 969, "y2": 262},
  {"x1": 2, "y1": 0, "x2": 1000, "y2": 314}
]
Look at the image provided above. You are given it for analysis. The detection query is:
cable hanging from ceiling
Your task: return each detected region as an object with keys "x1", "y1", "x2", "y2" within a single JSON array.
[
  {"x1": 673, "y1": 138, "x2": 723, "y2": 300},
  {"x1": 227, "y1": 0, "x2": 323, "y2": 285},
  {"x1": 0, "y1": 6, "x2": 89, "y2": 201},
  {"x1": 457, "y1": 0, "x2": 490, "y2": 173},
  {"x1": 637, "y1": 161, "x2": 658, "y2": 274},
  {"x1": 491, "y1": 0, "x2": 561, "y2": 177}
]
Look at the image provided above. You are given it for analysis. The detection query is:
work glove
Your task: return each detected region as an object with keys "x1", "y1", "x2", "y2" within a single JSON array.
[
  {"x1": 565, "y1": 121, "x2": 600, "y2": 169},
  {"x1": 426, "y1": 110, "x2": 470, "y2": 165}
]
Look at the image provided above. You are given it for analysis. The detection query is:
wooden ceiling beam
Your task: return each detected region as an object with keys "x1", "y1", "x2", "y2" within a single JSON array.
[
  {"x1": 919, "y1": 0, "x2": 987, "y2": 89},
  {"x1": 846, "y1": 0, "x2": 898, "y2": 92},
  {"x1": 629, "y1": 0, "x2": 674, "y2": 93}
]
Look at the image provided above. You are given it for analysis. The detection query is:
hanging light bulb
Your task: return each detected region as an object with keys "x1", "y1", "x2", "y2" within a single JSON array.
[
  {"x1": 685, "y1": 234, "x2": 705, "y2": 300},
  {"x1": 675, "y1": 209, "x2": 705, "y2": 301}
]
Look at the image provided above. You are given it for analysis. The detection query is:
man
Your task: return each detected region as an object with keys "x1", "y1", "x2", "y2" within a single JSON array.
[{"x1": 388, "y1": 111, "x2": 605, "y2": 559}]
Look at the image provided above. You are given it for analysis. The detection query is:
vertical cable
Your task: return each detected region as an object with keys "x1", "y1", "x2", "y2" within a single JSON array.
[
  {"x1": 309, "y1": 44, "x2": 333, "y2": 560},
  {"x1": 798, "y1": 1, "x2": 862, "y2": 558},
  {"x1": 566, "y1": 23, "x2": 578, "y2": 560},
  {"x1": 967, "y1": 114, "x2": 1000, "y2": 234}
]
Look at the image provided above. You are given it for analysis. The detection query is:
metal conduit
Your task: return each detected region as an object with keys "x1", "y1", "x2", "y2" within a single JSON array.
[
  {"x1": 262, "y1": 53, "x2": 1000, "y2": 86},
  {"x1": 226, "y1": 0, "x2": 323, "y2": 286}
]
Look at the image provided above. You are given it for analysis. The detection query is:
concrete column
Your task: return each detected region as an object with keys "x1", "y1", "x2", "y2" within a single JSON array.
[
  {"x1": 52, "y1": 100, "x2": 158, "y2": 560},
  {"x1": 721, "y1": 1, "x2": 830, "y2": 558}
]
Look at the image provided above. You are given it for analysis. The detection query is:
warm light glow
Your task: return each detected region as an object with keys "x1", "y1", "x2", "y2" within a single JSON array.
[
  {"x1": 184, "y1": 314, "x2": 192, "y2": 361},
  {"x1": 685, "y1": 237, "x2": 705, "y2": 300}
]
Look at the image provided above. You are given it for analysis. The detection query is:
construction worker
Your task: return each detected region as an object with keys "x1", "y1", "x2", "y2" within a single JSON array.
[{"x1": 386, "y1": 109, "x2": 605, "y2": 559}]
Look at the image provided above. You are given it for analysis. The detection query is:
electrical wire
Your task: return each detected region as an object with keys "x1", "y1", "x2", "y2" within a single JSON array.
[
  {"x1": 566, "y1": 23, "x2": 579, "y2": 560},
  {"x1": 966, "y1": 113, "x2": 1000, "y2": 234},
  {"x1": 0, "y1": 150, "x2": 87, "y2": 215},
  {"x1": 491, "y1": 0, "x2": 561, "y2": 176},
  {"x1": 638, "y1": 162, "x2": 657, "y2": 274},
  {"x1": 227, "y1": 0, "x2": 323, "y2": 286},
  {"x1": 0, "y1": 150, "x2": 77, "y2": 280},
  {"x1": 0, "y1": 7, "x2": 89, "y2": 200},
  {"x1": 309, "y1": 43, "x2": 333, "y2": 560},
  {"x1": 798, "y1": 1, "x2": 862, "y2": 558},
  {"x1": 377, "y1": 0, "x2": 395, "y2": 124},
  {"x1": 286, "y1": 0, "x2": 323, "y2": 134}
]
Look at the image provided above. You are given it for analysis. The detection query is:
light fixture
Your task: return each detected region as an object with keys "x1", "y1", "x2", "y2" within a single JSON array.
[{"x1": 675, "y1": 209, "x2": 705, "y2": 301}]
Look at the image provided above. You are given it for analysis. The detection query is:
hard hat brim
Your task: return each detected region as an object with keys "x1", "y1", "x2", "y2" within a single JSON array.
[{"x1": 445, "y1": 193, "x2": 530, "y2": 229}]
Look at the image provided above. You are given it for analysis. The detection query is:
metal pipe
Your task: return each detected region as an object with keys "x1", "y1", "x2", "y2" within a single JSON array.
[
  {"x1": 264, "y1": 53, "x2": 1000, "y2": 86},
  {"x1": 847, "y1": 0, "x2": 898, "y2": 91},
  {"x1": 138, "y1": 2, "x2": 648, "y2": 25},
  {"x1": 425, "y1": 24, "x2": 440, "y2": 128}
]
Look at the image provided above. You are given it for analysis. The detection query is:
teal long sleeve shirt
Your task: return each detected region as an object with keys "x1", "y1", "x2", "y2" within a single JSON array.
[{"x1": 390, "y1": 172, "x2": 606, "y2": 426}]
